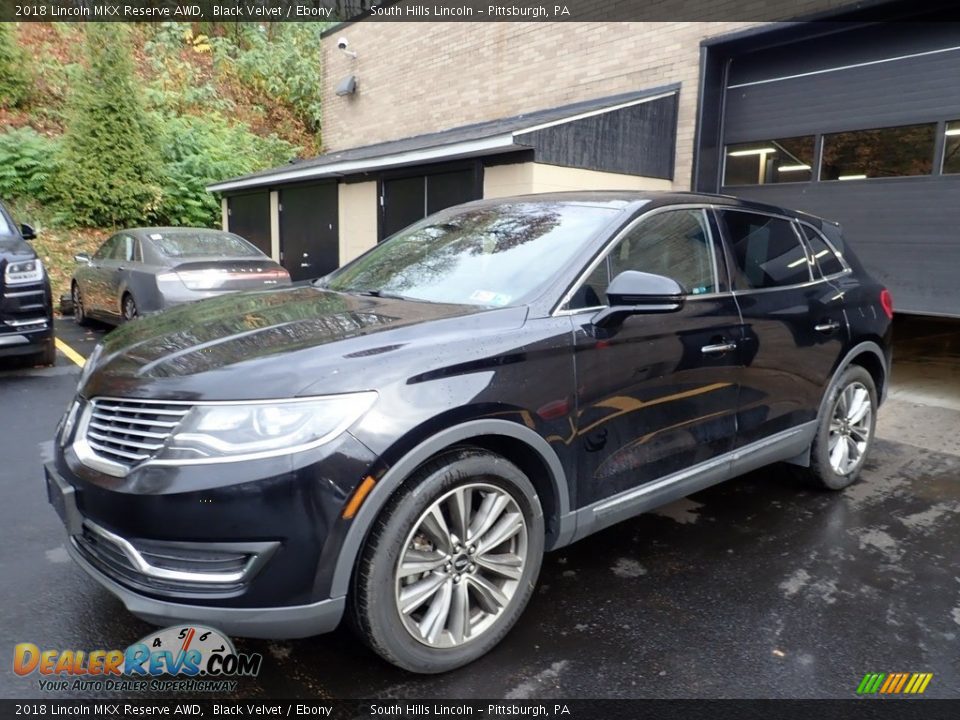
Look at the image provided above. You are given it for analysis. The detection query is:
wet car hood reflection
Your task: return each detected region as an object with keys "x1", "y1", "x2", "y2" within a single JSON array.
[{"x1": 87, "y1": 287, "x2": 503, "y2": 397}]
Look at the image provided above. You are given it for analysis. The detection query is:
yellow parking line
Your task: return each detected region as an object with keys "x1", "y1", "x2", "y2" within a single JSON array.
[{"x1": 55, "y1": 337, "x2": 86, "y2": 368}]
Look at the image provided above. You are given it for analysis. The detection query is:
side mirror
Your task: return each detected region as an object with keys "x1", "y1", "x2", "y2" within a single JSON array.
[
  {"x1": 592, "y1": 270, "x2": 685, "y2": 329},
  {"x1": 74, "y1": 252, "x2": 91, "y2": 264},
  {"x1": 20, "y1": 223, "x2": 36, "y2": 240}
]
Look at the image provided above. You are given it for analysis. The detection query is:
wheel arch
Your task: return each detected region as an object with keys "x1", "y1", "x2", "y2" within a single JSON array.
[
  {"x1": 328, "y1": 419, "x2": 572, "y2": 599},
  {"x1": 787, "y1": 340, "x2": 888, "y2": 468}
]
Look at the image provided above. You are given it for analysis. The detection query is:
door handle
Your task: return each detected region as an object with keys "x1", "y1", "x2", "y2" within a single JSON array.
[
  {"x1": 815, "y1": 320, "x2": 841, "y2": 333},
  {"x1": 701, "y1": 341, "x2": 737, "y2": 355}
]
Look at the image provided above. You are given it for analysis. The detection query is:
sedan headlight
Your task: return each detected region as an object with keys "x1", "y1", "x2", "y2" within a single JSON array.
[
  {"x1": 4, "y1": 258, "x2": 44, "y2": 284},
  {"x1": 153, "y1": 392, "x2": 377, "y2": 463}
]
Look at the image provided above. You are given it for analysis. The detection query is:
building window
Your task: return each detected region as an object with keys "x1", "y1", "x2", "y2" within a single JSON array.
[
  {"x1": 723, "y1": 137, "x2": 814, "y2": 186},
  {"x1": 821, "y1": 124, "x2": 936, "y2": 181},
  {"x1": 942, "y1": 121, "x2": 960, "y2": 174}
]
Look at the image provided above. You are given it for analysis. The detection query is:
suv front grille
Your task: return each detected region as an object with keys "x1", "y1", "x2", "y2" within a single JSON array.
[{"x1": 82, "y1": 398, "x2": 192, "y2": 469}]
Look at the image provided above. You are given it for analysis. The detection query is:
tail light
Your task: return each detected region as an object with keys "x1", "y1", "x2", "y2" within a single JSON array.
[{"x1": 880, "y1": 288, "x2": 893, "y2": 319}]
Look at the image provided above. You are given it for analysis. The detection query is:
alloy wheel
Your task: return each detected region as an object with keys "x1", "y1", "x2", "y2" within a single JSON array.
[
  {"x1": 73, "y1": 285, "x2": 84, "y2": 323},
  {"x1": 123, "y1": 295, "x2": 138, "y2": 321},
  {"x1": 394, "y1": 482, "x2": 528, "y2": 648},
  {"x1": 828, "y1": 381, "x2": 873, "y2": 475}
]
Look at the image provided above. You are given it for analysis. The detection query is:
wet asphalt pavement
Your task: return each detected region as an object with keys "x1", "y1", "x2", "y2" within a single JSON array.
[{"x1": 1, "y1": 318, "x2": 958, "y2": 700}]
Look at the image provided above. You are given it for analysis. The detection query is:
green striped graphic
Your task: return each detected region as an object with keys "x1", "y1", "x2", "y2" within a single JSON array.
[{"x1": 857, "y1": 673, "x2": 886, "y2": 694}]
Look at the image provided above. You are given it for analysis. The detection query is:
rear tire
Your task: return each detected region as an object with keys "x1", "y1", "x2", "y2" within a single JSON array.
[
  {"x1": 802, "y1": 365, "x2": 878, "y2": 490},
  {"x1": 351, "y1": 448, "x2": 544, "y2": 673}
]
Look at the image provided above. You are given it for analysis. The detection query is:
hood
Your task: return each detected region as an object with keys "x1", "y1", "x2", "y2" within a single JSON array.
[
  {"x1": 0, "y1": 236, "x2": 35, "y2": 259},
  {"x1": 83, "y1": 286, "x2": 526, "y2": 401}
]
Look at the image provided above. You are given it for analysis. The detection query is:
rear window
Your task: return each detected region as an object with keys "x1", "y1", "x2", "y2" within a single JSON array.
[
  {"x1": 799, "y1": 225, "x2": 845, "y2": 277},
  {"x1": 149, "y1": 231, "x2": 262, "y2": 259},
  {"x1": 718, "y1": 210, "x2": 810, "y2": 289}
]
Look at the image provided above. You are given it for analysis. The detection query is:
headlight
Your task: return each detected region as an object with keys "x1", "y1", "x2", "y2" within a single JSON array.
[
  {"x1": 152, "y1": 392, "x2": 377, "y2": 463},
  {"x1": 4, "y1": 258, "x2": 43, "y2": 284}
]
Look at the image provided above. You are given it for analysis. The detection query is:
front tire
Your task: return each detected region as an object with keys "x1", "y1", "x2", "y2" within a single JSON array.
[
  {"x1": 72, "y1": 283, "x2": 90, "y2": 326},
  {"x1": 351, "y1": 448, "x2": 544, "y2": 673},
  {"x1": 803, "y1": 365, "x2": 878, "y2": 490},
  {"x1": 121, "y1": 293, "x2": 138, "y2": 323}
]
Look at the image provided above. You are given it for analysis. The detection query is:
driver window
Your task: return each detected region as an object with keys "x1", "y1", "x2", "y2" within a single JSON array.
[
  {"x1": 567, "y1": 209, "x2": 716, "y2": 310},
  {"x1": 93, "y1": 236, "x2": 118, "y2": 261}
]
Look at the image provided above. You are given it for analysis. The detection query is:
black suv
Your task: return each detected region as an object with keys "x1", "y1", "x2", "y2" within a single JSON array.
[
  {"x1": 46, "y1": 192, "x2": 891, "y2": 673},
  {"x1": 0, "y1": 201, "x2": 54, "y2": 366}
]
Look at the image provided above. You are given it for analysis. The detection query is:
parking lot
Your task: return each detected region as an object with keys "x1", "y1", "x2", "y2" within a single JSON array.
[{"x1": 1, "y1": 316, "x2": 958, "y2": 699}]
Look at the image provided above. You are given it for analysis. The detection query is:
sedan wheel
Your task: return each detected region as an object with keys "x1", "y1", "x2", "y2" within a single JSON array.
[
  {"x1": 72, "y1": 284, "x2": 89, "y2": 326},
  {"x1": 122, "y1": 294, "x2": 138, "y2": 322}
]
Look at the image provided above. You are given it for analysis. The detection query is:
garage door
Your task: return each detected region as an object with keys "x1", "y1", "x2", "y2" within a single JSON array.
[
  {"x1": 279, "y1": 184, "x2": 339, "y2": 282},
  {"x1": 227, "y1": 192, "x2": 271, "y2": 257},
  {"x1": 380, "y1": 167, "x2": 481, "y2": 240},
  {"x1": 718, "y1": 23, "x2": 960, "y2": 316}
]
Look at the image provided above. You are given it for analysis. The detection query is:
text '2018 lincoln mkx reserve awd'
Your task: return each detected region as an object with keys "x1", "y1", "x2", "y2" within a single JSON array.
[{"x1": 46, "y1": 192, "x2": 892, "y2": 673}]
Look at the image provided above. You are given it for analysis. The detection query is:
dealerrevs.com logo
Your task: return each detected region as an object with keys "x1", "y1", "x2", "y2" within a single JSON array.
[{"x1": 13, "y1": 625, "x2": 262, "y2": 693}]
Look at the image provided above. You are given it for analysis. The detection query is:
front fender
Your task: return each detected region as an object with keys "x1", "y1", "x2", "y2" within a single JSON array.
[{"x1": 323, "y1": 418, "x2": 573, "y2": 600}]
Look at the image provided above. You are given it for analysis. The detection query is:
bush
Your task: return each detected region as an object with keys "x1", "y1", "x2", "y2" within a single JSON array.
[
  {"x1": 155, "y1": 113, "x2": 297, "y2": 227},
  {"x1": 214, "y1": 24, "x2": 327, "y2": 132},
  {"x1": 56, "y1": 24, "x2": 165, "y2": 228},
  {"x1": 0, "y1": 128, "x2": 59, "y2": 203},
  {"x1": 0, "y1": 23, "x2": 30, "y2": 107}
]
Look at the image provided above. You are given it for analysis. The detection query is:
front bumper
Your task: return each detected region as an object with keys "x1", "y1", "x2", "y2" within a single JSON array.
[
  {"x1": 45, "y1": 426, "x2": 378, "y2": 638},
  {"x1": 66, "y1": 537, "x2": 345, "y2": 639},
  {"x1": 0, "y1": 278, "x2": 53, "y2": 356}
]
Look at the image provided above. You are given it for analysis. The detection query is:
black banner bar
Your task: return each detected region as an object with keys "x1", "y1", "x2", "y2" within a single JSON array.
[
  {"x1": 1, "y1": 0, "x2": 959, "y2": 23},
  {"x1": 2, "y1": 700, "x2": 960, "y2": 720}
]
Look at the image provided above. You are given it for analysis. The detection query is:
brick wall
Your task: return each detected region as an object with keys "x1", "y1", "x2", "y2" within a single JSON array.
[{"x1": 319, "y1": 12, "x2": 845, "y2": 190}]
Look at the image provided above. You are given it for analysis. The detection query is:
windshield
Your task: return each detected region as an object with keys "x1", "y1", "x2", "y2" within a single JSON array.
[
  {"x1": 322, "y1": 202, "x2": 620, "y2": 306},
  {"x1": 0, "y1": 210, "x2": 13, "y2": 236},
  {"x1": 148, "y1": 231, "x2": 262, "y2": 259}
]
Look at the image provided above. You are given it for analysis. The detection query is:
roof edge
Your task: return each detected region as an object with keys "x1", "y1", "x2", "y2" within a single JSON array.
[{"x1": 207, "y1": 84, "x2": 680, "y2": 194}]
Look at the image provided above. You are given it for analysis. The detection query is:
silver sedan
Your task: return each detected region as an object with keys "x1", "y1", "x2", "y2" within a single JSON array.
[{"x1": 71, "y1": 228, "x2": 291, "y2": 326}]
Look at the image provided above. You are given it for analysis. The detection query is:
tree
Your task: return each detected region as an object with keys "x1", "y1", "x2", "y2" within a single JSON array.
[
  {"x1": 56, "y1": 24, "x2": 165, "y2": 227},
  {"x1": 0, "y1": 23, "x2": 30, "y2": 108}
]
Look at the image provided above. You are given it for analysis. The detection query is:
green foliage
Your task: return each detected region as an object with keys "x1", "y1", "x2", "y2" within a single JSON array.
[
  {"x1": 155, "y1": 113, "x2": 296, "y2": 227},
  {"x1": 0, "y1": 23, "x2": 31, "y2": 107},
  {"x1": 0, "y1": 128, "x2": 59, "y2": 203},
  {"x1": 55, "y1": 24, "x2": 166, "y2": 228},
  {"x1": 213, "y1": 23, "x2": 327, "y2": 132},
  {"x1": 5, "y1": 21, "x2": 312, "y2": 235}
]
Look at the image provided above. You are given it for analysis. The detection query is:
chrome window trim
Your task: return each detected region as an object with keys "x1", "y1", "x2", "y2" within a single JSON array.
[
  {"x1": 552, "y1": 204, "x2": 722, "y2": 316},
  {"x1": 554, "y1": 292, "x2": 731, "y2": 318}
]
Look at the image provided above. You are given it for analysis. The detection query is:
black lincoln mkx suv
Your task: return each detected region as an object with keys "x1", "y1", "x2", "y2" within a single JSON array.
[
  {"x1": 47, "y1": 192, "x2": 892, "y2": 673},
  {"x1": 0, "y1": 200, "x2": 54, "y2": 366}
]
